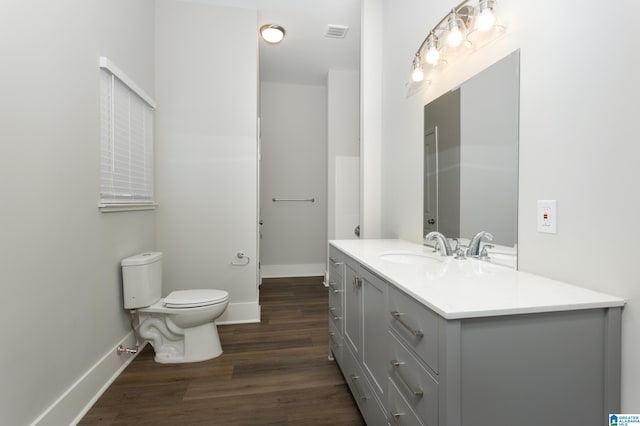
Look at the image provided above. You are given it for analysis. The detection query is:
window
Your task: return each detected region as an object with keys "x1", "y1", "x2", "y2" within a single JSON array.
[{"x1": 99, "y1": 57, "x2": 156, "y2": 211}]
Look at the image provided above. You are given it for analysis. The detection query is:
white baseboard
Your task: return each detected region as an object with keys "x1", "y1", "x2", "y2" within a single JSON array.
[
  {"x1": 260, "y1": 263, "x2": 326, "y2": 278},
  {"x1": 31, "y1": 333, "x2": 144, "y2": 426},
  {"x1": 216, "y1": 301, "x2": 260, "y2": 325}
]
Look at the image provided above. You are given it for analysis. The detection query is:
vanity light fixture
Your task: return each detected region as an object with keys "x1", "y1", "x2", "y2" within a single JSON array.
[
  {"x1": 407, "y1": 0, "x2": 505, "y2": 91},
  {"x1": 260, "y1": 24, "x2": 286, "y2": 44}
]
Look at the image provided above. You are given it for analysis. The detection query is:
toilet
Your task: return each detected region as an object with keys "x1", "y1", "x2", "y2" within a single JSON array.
[{"x1": 122, "y1": 252, "x2": 229, "y2": 364}]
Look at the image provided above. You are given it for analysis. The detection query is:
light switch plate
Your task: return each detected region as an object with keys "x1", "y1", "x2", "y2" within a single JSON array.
[{"x1": 537, "y1": 200, "x2": 557, "y2": 234}]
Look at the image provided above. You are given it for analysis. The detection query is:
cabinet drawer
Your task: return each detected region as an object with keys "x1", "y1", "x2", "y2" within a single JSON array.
[
  {"x1": 328, "y1": 298, "x2": 344, "y2": 331},
  {"x1": 329, "y1": 246, "x2": 346, "y2": 278},
  {"x1": 328, "y1": 317, "x2": 343, "y2": 364},
  {"x1": 388, "y1": 286, "x2": 439, "y2": 373},
  {"x1": 388, "y1": 331, "x2": 438, "y2": 426},
  {"x1": 388, "y1": 378, "x2": 424, "y2": 426},
  {"x1": 342, "y1": 346, "x2": 388, "y2": 426},
  {"x1": 328, "y1": 278, "x2": 344, "y2": 309}
]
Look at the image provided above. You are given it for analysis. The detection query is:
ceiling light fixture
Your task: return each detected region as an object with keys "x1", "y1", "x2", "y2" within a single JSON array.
[
  {"x1": 260, "y1": 24, "x2": 286, "y2": 44},
  {"x1": 407, "y1": 0, "x2": 505, "y2": 91}
]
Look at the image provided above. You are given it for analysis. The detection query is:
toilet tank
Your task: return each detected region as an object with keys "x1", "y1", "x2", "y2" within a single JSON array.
[{"x1": 122, "y1": 252, "x2": 163, "y2": 310}]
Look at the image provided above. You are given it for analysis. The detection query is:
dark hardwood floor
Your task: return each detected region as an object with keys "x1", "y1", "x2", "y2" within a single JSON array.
[{"x1": 80, "y1": 277, "x2": 364, "y2": 425}]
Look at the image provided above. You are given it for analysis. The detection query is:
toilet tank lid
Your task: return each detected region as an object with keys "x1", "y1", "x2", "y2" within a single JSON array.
[{"x1": 121, "y1": 252, "x2": 162, "y2": 266}]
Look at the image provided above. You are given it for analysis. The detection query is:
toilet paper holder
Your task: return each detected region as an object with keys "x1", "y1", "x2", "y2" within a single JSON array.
[{"x1": 231, "y1": 251, "x2": 250, "y2": 266}]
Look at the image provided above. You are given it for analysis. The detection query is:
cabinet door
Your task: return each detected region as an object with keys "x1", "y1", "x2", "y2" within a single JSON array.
[
  {"x1": 361, "y1": 268, "x2": 388, "y2": 399},
  {"x1": 343, "y1": 261, "x2": 362, "y2": 357}
]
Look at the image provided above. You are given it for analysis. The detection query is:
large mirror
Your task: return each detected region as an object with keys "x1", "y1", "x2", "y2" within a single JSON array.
[{"x1": 423, "y1": 50, "x2": 519, "y2": 256}]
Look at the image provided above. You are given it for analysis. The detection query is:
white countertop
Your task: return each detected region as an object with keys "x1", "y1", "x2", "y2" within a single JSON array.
[{"x1": 330, "y1": 239, "x2": 625, "y2": 320}]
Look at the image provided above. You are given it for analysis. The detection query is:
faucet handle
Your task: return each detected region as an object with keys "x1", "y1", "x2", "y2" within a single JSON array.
[
  {"x1": 453, "y1": 240, "x2": 466, "y2": 260},
  {"x1": 432, "y1": 240, "x2": 440, "y2": 253},
  {"x1": 480, "y1": 244, "x2": 495, "y2": 259}
]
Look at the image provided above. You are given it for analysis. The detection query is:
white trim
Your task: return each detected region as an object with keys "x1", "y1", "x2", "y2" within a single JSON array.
[
  {"x1": 98, "y1": 56, "x2": 156, "y2": 109},
  {"x1": 99, "y1": 203, "x2": 159, "y2": 212},
  {"x1": 31, "y1": 333, "x2": 144, "y2": 426},
  {"x1": 260, "y1": 263, "x2": 326, "y2": 278},
  {"x1": 216, "y1": 301, "x2": 261, "y2": 325}
]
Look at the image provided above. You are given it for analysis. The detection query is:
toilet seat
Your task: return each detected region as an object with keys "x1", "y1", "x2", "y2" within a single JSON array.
[{"x1": 163, "y1": 289, "x2": 228, "y2": 309}]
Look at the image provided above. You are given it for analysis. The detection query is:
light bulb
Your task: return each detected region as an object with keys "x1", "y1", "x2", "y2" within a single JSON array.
[
  {"x1": 412, "y1": 66, "x2": 424, "y2": 82},
  {"x1": 411, "y1": 54, "x2": 424, "y2": 82},
  {"x1": 476, "y1": 8, "x2": 496, "y2": 32},
  {"x1": 447, "y1": 26, "x2": 463, "y2": 47},
  {"x1": 425, "y1": 46, "x2": 440, "y2": 66}
]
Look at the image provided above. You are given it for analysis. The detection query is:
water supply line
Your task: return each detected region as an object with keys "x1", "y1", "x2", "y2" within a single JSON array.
[
  {"x1": 116, "y1": 310, "x2": 140, "y2": 355},
  {"x1": 117, "y1": 345, "x2": 138, "y2": 354}
]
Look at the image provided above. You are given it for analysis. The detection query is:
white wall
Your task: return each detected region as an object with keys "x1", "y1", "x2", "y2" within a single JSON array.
[
  {"x1": 155, "y1": 0, "x2": 259, "y2": 323},
  {"x1": 260, "y1": 82, "x2": 328, "y2": 277},
  {"x1": 328, "y1": 70, "x2": 360, "y2": 242},
  {"x1": 0, "y1": 1, "x2": 156, "y2": 424},
  {"x1": 360, "y1": 0, "x2": 383, "y2": 238},
  {"x1": 379, "y1": 0, "x2": 640, "y2": 410}
]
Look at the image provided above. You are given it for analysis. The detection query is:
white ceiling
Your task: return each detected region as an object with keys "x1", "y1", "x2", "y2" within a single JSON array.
[{"x1": 198, "y1": 0, "x2": 361, "y2": 86}]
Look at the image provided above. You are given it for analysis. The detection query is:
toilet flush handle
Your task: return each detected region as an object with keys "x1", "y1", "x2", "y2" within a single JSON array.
[{"x1": 231, "y1": 251, "x2": 251, "y2": 266}]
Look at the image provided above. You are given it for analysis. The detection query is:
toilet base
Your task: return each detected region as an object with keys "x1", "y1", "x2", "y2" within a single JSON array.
[{"x1": 140, "y1": 316, "x2": 224, "y2": 364}]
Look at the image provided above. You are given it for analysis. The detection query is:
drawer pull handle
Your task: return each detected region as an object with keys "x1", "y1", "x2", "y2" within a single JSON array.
[
  {"x1": 328, "y1": 308, "x2": 343, "y2": 321},
  {"x1": 390, "y1": 409, "x2": 405, "y2": 426},
  {"x1": 328, "y1": 282, "x2": 344, "y2": 293},
  {"x1": 390, "y1": 311, "x2": 424, "y2": 337},
  {"x1": 329, "y1": 257, "x2": 345, "y2": 266},
  {"x1": 353, "y1": 276, "x2": 362, "y2": 288},
  {"x1": 390, "y1": 360, "x2": 424, "y2": 397},
  {"x1": 329, "y1": 332, "x2": 343, "y2": 347},
  {"x1": 349, "y1": 374, "x2": 369, "y2": 401}
]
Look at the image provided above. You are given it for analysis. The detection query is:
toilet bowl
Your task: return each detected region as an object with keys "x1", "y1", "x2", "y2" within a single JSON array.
[{"x1": 122, "y1": 252, "x2": 229, "y2": 364}]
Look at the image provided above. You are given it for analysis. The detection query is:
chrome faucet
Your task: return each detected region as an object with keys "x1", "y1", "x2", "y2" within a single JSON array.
[
  {"x1": 425, "y1": 231, "x2": 453, "y2": 256},
  {"x1": 467, "y1": 231, "x2": 494, "y2": 257}
]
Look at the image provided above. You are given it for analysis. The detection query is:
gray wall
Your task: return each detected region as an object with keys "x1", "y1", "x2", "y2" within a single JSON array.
[
  {"x1": 260, "y1": 82, "x2": 328, "y2": 277},
  {"x1": 154, "y1": 0, "x2": 259, "y2": 322},
  {"x1": 0, "y1": 0, "x2": 156, "y2": 424}
]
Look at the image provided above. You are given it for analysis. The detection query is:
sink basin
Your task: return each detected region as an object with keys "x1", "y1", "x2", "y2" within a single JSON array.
[{"x1": 378, "y1": 251, "x2": 443, "y2": 265}]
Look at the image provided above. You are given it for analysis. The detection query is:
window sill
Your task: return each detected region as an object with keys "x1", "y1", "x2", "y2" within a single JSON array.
[{"x1": 99, "y1": 202, "x2": 158, "y2": 213}]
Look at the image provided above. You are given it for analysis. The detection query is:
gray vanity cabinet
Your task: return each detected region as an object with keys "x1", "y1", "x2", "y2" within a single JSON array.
[
  {"x1": 331, "y1": 248, "x2": 388, "y2": 425},
  {"x1": 385, "y1": 282, "x2": 622, "y2": 426},
  {"x1": 329, "y1": 245, "x2": 622, "y2": 426}
]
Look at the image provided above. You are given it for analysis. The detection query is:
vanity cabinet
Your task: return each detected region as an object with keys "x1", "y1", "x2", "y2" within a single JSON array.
[
  {"x1": 330, "y1": 247, "x2": 389, "y2": 425},
  {"x1": 329, "y1": 243, "x2": 623, "y2": 426}
]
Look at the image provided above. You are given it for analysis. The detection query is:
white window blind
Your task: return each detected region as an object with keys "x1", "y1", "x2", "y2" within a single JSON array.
[{"x1": 99, "y1": 59, "x2": 155, "y2": 207}]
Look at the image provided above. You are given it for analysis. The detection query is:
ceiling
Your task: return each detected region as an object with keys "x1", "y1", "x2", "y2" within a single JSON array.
[{"x1": 200, "y1": 0, "x2": 361, "y2": 86}]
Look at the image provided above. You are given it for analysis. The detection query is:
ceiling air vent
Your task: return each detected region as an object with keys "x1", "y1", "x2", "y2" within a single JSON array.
[{"x1": 325, "y1": 24, "x2": 349, "y2": 39}]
